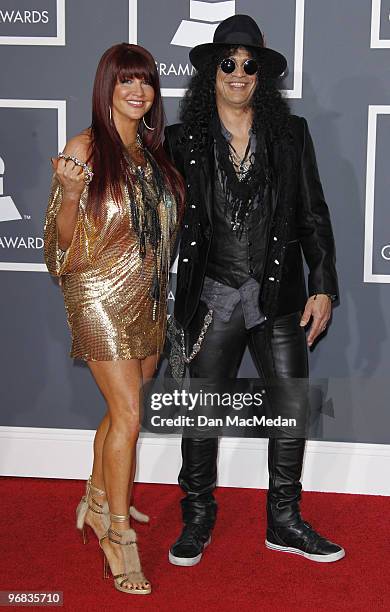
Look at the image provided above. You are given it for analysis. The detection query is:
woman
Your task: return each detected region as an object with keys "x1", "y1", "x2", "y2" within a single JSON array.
[{"x1": 44, "y1": 43, "x2": 183, "y2": 595}]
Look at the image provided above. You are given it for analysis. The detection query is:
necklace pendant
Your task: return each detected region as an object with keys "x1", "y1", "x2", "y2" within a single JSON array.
[
  {"x1": 163, "y1": 192, "x2": 173, "y2": 209},
  {"x1": 231, "y1": 210, "x2": 241, "y2": 232}
]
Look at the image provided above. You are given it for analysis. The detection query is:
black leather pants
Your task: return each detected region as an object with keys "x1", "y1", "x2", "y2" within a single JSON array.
[{"x1": 178, "y1": 299, "x2": 309, "y2": 528}]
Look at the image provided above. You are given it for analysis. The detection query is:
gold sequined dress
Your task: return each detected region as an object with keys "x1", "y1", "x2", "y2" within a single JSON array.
[{"x1": 44, "y1": 161, "x2": 177, "y2": 361}]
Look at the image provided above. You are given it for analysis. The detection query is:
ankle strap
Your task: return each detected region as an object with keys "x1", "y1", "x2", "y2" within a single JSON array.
[
  {"x1": 108, "y1": 527, "x2": 136, "y2": 545},
  {"x1": 110, "y1": 512, "x2": 130, "y2": 522},
  {"x1": 87, "y1": 475, "x2": 105, "y2": 497},
  {"x1": 87, "y1": 496, "x2": 105, "y2": 515}
]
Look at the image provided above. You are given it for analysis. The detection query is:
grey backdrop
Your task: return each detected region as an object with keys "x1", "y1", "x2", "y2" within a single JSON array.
[{"x1": 1, "y1": 0, "x2": 390, "y2": 443}]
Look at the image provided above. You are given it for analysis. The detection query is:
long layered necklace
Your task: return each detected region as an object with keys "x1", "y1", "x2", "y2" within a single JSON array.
[
  {"x1": 210, "y1": 115, "x2": 266, "y2": 236},
  {"x1": 227, "y1": 139, "x2": 253, "y2": 181},
  {"x1": 124, "y1": 135, "x2": 164, "y2": 256},
  {"x1": 123, "y1": 135, "x2": 175, "y2": 320}
]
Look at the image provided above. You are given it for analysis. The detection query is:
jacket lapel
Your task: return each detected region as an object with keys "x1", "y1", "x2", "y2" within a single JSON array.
[
  {"x1": 270, "y1": 139, "x2": 281, "y2": 218},
  {"x1": 198, "y1": 138, "x2": 214, "y2": 227}
]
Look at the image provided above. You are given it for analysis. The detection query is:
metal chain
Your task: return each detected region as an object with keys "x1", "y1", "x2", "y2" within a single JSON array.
[{"x1": 181, "y1": 309, "x2": 213, "y2": 363}]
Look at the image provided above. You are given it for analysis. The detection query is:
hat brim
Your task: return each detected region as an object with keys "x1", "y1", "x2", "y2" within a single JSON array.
[{"x1": 189, "y1": 42, "x2": 287, "y2": 77}]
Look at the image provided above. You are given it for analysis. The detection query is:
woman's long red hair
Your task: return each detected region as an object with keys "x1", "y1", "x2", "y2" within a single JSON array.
[{"x1": 88, "y1": 43, "x2": 184, "y2": 217}]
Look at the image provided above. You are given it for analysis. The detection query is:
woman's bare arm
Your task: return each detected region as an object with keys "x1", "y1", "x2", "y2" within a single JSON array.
[{"x1": 54, "y1": 132, "x2": 91, "y2": 251}]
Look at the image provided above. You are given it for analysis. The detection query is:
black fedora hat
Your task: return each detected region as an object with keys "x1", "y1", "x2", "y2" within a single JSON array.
[{"x1": 189, "y1": 14, "x2": 287, "y2": 78}]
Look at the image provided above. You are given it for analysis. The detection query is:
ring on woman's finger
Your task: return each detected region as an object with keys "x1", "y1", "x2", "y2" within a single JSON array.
[{"x1": 57, "y1": 152, "x2": 93, "y2": 185}]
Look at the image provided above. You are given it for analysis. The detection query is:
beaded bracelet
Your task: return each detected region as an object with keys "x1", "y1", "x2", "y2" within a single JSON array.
[{"x1": 57, "y1": 153, "x2": 94, "y2": 185}]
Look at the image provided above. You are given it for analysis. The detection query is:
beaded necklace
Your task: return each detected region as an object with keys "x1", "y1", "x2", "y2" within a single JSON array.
[{"x1": 123, "y1": 135, "x2": 175, "y2": 320}]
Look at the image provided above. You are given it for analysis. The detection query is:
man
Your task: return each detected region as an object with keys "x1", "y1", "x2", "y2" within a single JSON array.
[{"x1": 164, "y1": 14, "x2": 344, "y2": 566}]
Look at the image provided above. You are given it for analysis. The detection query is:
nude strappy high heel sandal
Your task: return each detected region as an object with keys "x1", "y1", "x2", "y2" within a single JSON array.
[
  {"x1": 100, "y1": 512, "x2": 152, "y2": 595},
  {"x1": 76, "y1": 476, "x2": 149, "y2": 544}
]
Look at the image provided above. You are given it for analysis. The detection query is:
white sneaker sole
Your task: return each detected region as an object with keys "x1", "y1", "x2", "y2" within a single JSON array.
[
  {"x1": 168, "y1": 536, "x2": 211, "y2": 567},
  {"x1": 265, "y1": 539, "x2": 345, "y2": 563}
]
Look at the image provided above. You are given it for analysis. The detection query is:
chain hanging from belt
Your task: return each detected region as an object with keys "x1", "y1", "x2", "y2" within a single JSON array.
[
  {"x1": 181, "y1": 309, "x2": 214, "y2": 363},
  {"x1": 165, "y1": 309, "x2": 214, "y2": 383}
]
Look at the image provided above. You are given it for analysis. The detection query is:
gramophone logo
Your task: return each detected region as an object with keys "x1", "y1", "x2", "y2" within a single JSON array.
[
  {"x1": 0, "y1": 156, "x2": 22, "y2": 223},
  {"x1": 171, "y1": 0, "x2": 235, "y2": 48}
]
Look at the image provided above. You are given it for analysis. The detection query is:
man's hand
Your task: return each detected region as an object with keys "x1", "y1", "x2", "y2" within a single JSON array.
[{"x1": 300, "y1": 294, "x2": 332, "y2": 347}]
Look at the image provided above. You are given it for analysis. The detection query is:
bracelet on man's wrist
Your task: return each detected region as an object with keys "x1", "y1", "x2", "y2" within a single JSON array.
[{"x1": 313, "y1": 293, "x2": 336, "y2": 303}]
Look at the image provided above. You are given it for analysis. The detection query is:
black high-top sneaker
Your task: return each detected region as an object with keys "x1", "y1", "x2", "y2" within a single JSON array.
[
  {"x1": 169, "y1": 436, "x2": 218, "y2": 566},
  {"x1": 169, "y1": 522, "x2": 212, "y2": 566},
  {"x1": 266, "y1": 520, "x2": 345, "y2": 563},
  {"x1": 266, "y1": 438, "x2": 345, "y2": 562}
]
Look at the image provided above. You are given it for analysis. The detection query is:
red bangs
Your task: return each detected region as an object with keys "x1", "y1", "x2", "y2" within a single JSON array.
[
  {"x1": 116, "y1": 47, "x2": 157, "y2": 85},
  {"x1": 117, "y1": 66, "x2": 152, "y2": 83}
]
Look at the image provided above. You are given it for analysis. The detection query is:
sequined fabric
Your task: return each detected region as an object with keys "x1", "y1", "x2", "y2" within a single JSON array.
[{"x1": 44, "y1": 163, "x2": 177, "y2": 362}]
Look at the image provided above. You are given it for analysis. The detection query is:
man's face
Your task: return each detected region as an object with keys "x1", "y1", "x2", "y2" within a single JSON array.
[{"x1": 215, "y1": 47, "x2": 257, "y2": 109}]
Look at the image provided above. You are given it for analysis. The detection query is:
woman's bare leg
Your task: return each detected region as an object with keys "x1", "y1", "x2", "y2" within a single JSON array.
[
  {"x1": 91, "y1": 413, "x2": 110, "y2": 492},
  {"x1": 88, "y1": 358, "x2": 147, "y2": 590},
  {"x1": 89, "y1": 354, "x2": 159, "y2": 506},
  {"x1": 127, "y1": 353, "x2": 159, "y2": 504}
]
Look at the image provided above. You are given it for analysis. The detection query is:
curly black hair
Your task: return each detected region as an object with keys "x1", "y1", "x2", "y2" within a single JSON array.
[{"x1": 179, "y1": 45, "x2": 293, "y2": 152}]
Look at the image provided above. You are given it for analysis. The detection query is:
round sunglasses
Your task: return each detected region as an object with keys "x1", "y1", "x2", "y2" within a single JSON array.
[{"x1": 219, "y1": 57, "x2": 258, "y2": 76}]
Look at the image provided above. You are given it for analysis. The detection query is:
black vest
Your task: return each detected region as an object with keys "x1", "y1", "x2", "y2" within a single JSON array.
[{"x1": 206, "y1": 163, "x2": 270, "y2": 288}]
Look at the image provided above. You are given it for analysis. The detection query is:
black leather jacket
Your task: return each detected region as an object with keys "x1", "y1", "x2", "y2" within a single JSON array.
[{"x1": 164, "y1": 115, "x2": 338, "y2": 330}]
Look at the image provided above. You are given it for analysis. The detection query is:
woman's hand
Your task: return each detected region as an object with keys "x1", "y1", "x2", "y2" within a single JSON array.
[{"x1": 51, "y1": 156, "x2": 85, "y2": 201}]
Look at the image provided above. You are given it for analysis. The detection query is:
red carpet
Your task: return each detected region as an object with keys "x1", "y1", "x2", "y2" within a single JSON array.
[{"x1": 0, "y1": 477, "x2": 389, "y2": 611}]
